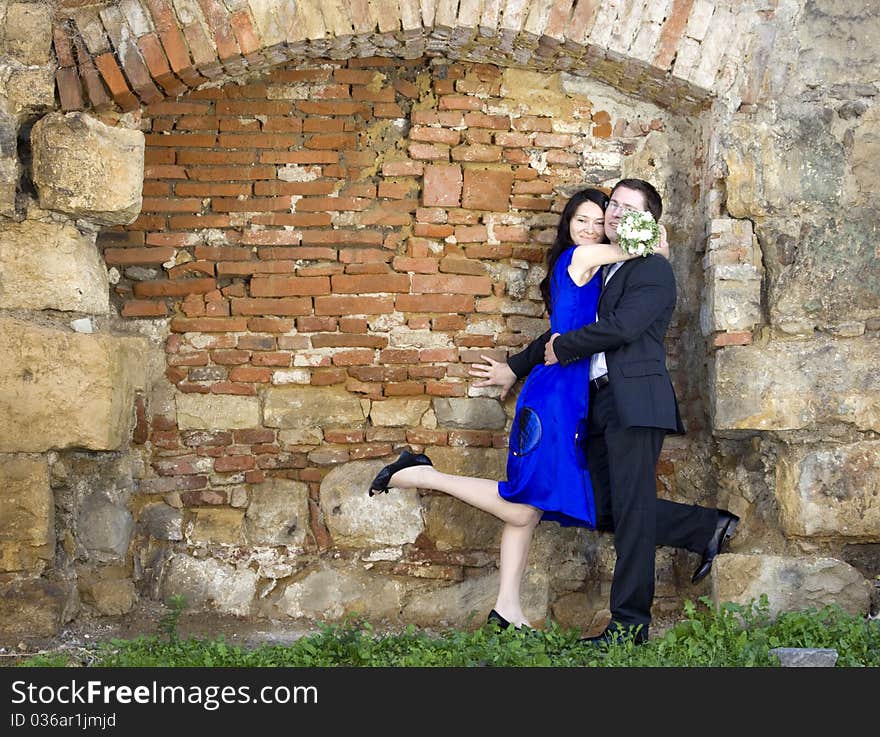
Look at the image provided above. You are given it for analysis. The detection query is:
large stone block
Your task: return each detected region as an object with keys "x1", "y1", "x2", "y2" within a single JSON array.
[
  {"x1": 0, "y1": 318, "x2": 149, "y2": 452},
  {"x1": 3, "y1": 3, "x2": 53, "y2": 65},
  {"x1": 369, "y1": 398, "x2": 431, "y2": 427},
  {"x1": 852, "y1": 104, "x2": 879, "y2": 201},
  {"x1": 700, "y1": 265, "x2": 762, "y2": 334},
  {"x1": 796, "y1": 1, "x2": 880, "y2": 89},
  {"x1": 0, "y1": 219, "x2": 109, "y2": 313},
  {"x1": 0, "y1": 102, "x2": 17, "y2": 218},
  {"x1": 0, "y1": 578, "x2": 66, "y2": 641},
  {"x1": 7, "y1": 67, "x2": 56, "y2": 117},
  {"x1": 77, "y1": 493, "x2": 134, "y2": 562},
  {"x1": 424, "y1": 446, "x2": 508, "y2": 482},
  {"x1": 176, "y1": 393, "x2": 261, "y2": 430},
  {"x1": 263, "y1": 386, "x2": 365, "y2": 429},
  {"x1": 31, "y1": 112, "x2": 144, "y2": 225},
  {"x1": 433, "y1": 397, "x2": 507, "y2": 430},
  {"x1": 723, "y1": 116, "x2": 845, "y2": 218},
  {"x1": 424, "y1": 496, "x2": 503, "y2": 550},
  {"x1": 161, "y1": 555, "x2": 256, "y2": 616},
  {"x1": 0, "y1": 455, "x2": 53, "y2": 573},
  {"x1": 319, "y1": 460, "x2": 424, "y2": 547},
  {"x1": 187, "y1": 508, "x2": 245, "y2": 545},
  {"x1": 709, "y1": 336, "x2": 880, "y2": 432},
  {"x1": 277, "y1": 564, "x2": 404, "y2": 621},
  {"x1": 777, "y1": 441, "x2": 880, "y2": 539},
  {"x1": 712, "y1": 553, "x2": 871, "y2": 618},
  {"x1": 244, "y1": 478, "x2": 310, "y2": 546},
  {"x1": 758, "y1": 213, "x2": 880, "y2": 333}
]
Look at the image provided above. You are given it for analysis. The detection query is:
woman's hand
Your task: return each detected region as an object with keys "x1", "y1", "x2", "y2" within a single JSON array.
[{"x1": 469, "y1": 355, "x2": 517, "y2": 400}]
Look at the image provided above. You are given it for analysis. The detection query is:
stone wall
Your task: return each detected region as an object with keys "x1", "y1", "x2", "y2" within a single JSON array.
[{"x1": 0, "y1": 1, "x2": 877, "y2": 643}]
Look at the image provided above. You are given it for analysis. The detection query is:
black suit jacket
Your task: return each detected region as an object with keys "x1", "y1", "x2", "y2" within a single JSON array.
[{"x1": 507, "y1": 254, "x2": 684, "y2": 433}]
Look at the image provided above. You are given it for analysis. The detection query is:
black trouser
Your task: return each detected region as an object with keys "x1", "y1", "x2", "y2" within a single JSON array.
[{"x1": 586, "y1": 385, "x2": 717, "y2": 627}]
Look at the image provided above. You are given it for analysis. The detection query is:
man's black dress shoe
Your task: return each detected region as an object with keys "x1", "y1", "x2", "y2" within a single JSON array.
[
  {"x1": 691, "y1": 509, "x2": 740, "y2": 584},
  {"x1": 368, "y1": 448, "x2": 433, "y2": 496},
  {"x1": 579, "y1": 621, "x2": 648, "y2": 647}
]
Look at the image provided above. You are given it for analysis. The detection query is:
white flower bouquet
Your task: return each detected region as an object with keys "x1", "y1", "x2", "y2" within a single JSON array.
[{"x1": 616, "y1": 209, "x2": 661, "y2": 257}]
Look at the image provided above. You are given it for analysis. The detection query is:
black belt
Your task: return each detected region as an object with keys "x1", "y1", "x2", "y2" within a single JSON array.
[{"x1": 590, "y1": 374, "x2": 610, "y2": 391}]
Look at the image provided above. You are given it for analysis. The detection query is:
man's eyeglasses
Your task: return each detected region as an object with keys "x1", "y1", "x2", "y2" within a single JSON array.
[{"x1": 607, "y1": 200, "x2": 641, "y2": 216}]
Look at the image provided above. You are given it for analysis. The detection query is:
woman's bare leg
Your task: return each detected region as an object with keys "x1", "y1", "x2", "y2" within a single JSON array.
[
  {"x1": 388, "y1": 465, "x2": 542, "y2": 627},
  {"x1": 494, "y1": 519, "x2": 540, "y2": 627},
  {"x1": 389, "y1": 465, "x2": 540, "y2": 526}
]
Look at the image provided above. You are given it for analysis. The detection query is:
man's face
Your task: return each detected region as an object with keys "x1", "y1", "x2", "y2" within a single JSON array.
[{"x1": 605, "y1": 186, "x2": 647, "y2": 243}]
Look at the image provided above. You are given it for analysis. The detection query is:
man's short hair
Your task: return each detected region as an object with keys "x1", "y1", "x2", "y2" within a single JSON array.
[{"x1": 611, "y1": 178, "x2": 662, "y2": 220}]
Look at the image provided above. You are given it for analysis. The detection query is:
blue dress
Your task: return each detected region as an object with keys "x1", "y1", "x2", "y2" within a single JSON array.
[{"x1": 498, "y1": 246, "x2": 600, "y2": 528}]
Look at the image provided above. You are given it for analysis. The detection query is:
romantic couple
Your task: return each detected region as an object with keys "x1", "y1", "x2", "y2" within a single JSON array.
[{"x1": 368, "y1": 179, "x2": 739, "y2": 646}]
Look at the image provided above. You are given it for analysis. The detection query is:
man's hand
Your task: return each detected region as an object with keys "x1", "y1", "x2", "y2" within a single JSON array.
[
  {"x1": 657, "y1": 224, "x2": 670, "y2": 259},
  {"x1": 544, "y1": 333, "x2": 560, "y2": 365},
  {"x1": 469, "y1": 355, "x2": 517, "y2": 400}
]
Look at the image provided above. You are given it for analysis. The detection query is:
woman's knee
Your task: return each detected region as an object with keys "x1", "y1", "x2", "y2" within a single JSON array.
[{"x1": 510, "y1": 505, "x2": 542, "y2": 528}]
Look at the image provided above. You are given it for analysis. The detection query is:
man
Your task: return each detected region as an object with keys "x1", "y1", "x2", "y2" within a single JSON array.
[{"x1": 475, "y1": 179, "x2": 738, "y2": 644}]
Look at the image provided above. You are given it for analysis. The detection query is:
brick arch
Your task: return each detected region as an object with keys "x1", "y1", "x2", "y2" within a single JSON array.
[{"x1": 53, "y1": 0, "x2": 746, "y2": 115}]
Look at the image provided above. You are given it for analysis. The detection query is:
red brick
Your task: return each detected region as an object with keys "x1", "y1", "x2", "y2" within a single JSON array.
[
  {"x1": 253, "y1": 181, "x2": 335, "y2": 196},
  {"x1": 55, "y1": 67, "x2": 84, "y2": 111},
  {"x1": 141, "y1": 197, "x2": 203, "y2": 213},
  {"x1": 241, "y1": 231, "x2": 302, "y2": 246},
  {"x1": 260, "y1": 151, "x2": 338, "y2": 164},
  {"x1": 654, "y1": 0, "x2": 697, "y2": 70},
  {"x1": 296, "y1": 101, "x2": 370, "y2": 116},
  {"x1": 247, "y1": 352, "x2": 290, "y2": 368},
  {"x1": 137, "y1": 33, "x2": 187, "y2": 97},
  {"x1": 423, "y1": 164, "x2": 462, "y2": 207},
  {"x1": 258, "y1": 246, "x2": 336, "y2": 260},
  {"x1": 185, "y1": 166, "x2": 276, "y2": 181},
  {"x1": 134, "y1": 278, "x2": 216, "y2": 298},
  {"x1": 311, "y1": 334, "x2": 386, "y2": 349},
  {"x1": 144, "y1": 165, "x2": 188, "y2": 179},
  {"x1": 711, "y1": 332, "x2": 753, "y2": 347},
  {"x1": 382, "y1": 161, "x2": 424, "y2": 176},
  {"x1": 395, "y1": 294, "x2": 475, "y2": 312},
  {"x1": 412, "y1": 274, "x2": 492, "y2": 295},
  {"x1": 426, "y1": 381, "x2": 467, "y2": 397},
  {"x1": 408, "y1": 142, "x2": 450, "y2": 161},
  {"x1": 461, "y1": 168, "x2": 513, "y2": 212},
  {"x1": 250, "y1": 276, "x2": 331, "y2": 297},
  {"x1": 122, "y1": 300, "x2": 168, "y2": 318},
  {"x1": 332, "y1": 349, "x2": 375, "y2": 366},
  {"x1": 451, "y1": 144, "x2": 502, "y2": 162},
  {"x1": 104, "y1": 247, "x2": 174, "y2": 265},
  {"x1": 94, "y1": 53, "x2": 139, "y2": 111},
  {"x1": 247, "y1": 317, "x2": 295, "y2": 333},
  {"x1": 392, "y1": 256, "x2": 439, "y2": 273},
  {"x1": 170, "y1": 317, "x2": 248, "y2": 332},
  {"x1": 214, "y1": 455, "x2": 255, "y2": 472},
  {"x1": 511, "y1": 195, "x2": 552, "y2": 211},
  {"x1": 330, "y1": 274, "x2": 410, "y2": 294},
  {"x1": 310, "y1": 369, "x2": 347, "y2": 386},
  {"x1": 230, "y1": 298, "x2": 313, "y2": 316},
  {"x1": 314, "y1": 296, "x2": 395, "y2": 315}
]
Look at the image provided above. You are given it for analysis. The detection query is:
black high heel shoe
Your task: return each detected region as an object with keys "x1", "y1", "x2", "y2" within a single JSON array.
[
  {"x1": 486, "y1": 609, "x2": 535, "y2": 632},
  {"x1": 487, "y1": 609, "x2": 512, "y2": 628},
  {"x1": 368, "y1": 448, "x2": 433, "y2": 496}
]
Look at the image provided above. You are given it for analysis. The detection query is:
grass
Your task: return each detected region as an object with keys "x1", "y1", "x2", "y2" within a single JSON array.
[{"x1": 15, "y1": 596, "x2": 880, "y2": 668}]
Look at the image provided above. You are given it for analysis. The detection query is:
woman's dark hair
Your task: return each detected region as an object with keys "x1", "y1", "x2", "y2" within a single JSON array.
[{"x1": 538, "y1": 187, "x2": 609, "y2": 313}]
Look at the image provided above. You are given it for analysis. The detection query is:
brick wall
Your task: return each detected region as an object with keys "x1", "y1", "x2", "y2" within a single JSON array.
[{"x1": 98, "y1": 55, "x2": 693, "y2": 545}]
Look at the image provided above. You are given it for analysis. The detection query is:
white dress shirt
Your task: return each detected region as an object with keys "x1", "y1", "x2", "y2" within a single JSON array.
[{"x1": 589, "y1": 261, "x2": 624, "y2": 381}]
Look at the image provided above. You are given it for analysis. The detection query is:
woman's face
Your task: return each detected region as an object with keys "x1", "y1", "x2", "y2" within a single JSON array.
[{"x1": 568, "y1": 200, "x2": 606, "y2": 246}]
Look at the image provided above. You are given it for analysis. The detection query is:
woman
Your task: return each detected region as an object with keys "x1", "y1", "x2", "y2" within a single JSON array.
[{"x1": 368, "y1": 188, "x2": 654, "y2": 629}]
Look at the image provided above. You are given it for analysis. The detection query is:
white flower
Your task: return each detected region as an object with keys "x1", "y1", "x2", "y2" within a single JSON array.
[{"x1": 616, "y1": 209, "x2": 660, "y2": 257}]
